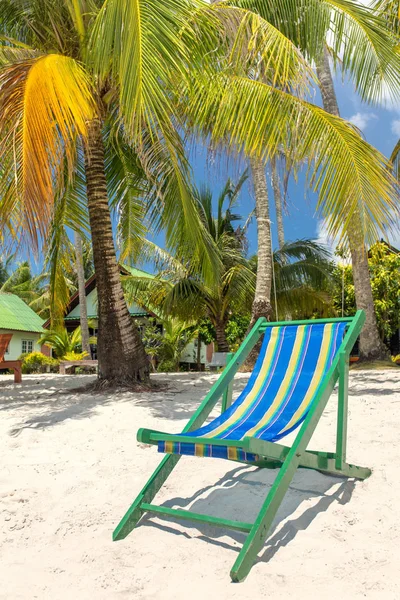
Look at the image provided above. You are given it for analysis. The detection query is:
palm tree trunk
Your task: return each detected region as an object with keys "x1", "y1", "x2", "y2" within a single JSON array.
[
  {"x1": 250, "y1": 156, "x2": 273, "y2": 322},
  {"x1": 214, "y1": 318, "x2": 229, "y2": 352},
  {"x1": 316, "y1": 48, "x2": 388, "y2": 360},
  {"x1": 271, "y1": 156, "x2": 285, "y2": 249},
  {"x1": 83, "y1": 117, "x2": 149, "y2": 383},
  {"x1": 242, "y1": 157, "x2": 273, "y2": 370},
  {"x1": 74, "y1": 231, "x2": 91, "y2": 357}
]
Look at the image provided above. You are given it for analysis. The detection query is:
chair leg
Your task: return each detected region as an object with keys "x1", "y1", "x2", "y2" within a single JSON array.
[
  {"x1": 230, "y1": 450, "x2": 300, "y2": 582},
  {"x1": 113, "y1": 454, "x2": 181, "y2": 541}
]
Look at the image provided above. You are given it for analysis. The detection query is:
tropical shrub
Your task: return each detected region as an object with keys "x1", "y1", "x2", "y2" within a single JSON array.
[
  {"x1": 225, "y1": 315, "x2": 251, "y2": 352},
  {"x1": 38, "y1": 327, "x2": 82, "y2": 359},
  {"x1": 157, "y1": 359, "x2": 178, "y2": 373},
  {"x1": 332, "y1": 243, "x2": 400, "y2": 341},
  {"x1": 142, "y1": 318, "x2": 197, "y2": 372},
  {"x1": 18, "y1": 352, "x2": 59, "y2": 374}
]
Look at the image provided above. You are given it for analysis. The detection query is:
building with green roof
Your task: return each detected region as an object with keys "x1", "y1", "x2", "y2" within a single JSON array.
[
  {"x1": 0, "y1": 293, "x2": 45, "y2": 360},
  {"x1": 43, "y1": 265, "x2": 209, "y2": 366},
  {"x1": 44, "y1": 265, "x2": 156, "y2": 332}
]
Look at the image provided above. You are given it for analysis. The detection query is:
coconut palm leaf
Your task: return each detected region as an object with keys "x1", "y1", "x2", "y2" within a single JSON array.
[
  {"x1": 233, "y1": 0, "x2": 400, "y2": 104},
  {"x1": 185, "y1": 72, "x2": 399, "y2": 244},
  {"x1": 44, "y1": 154, "x2": 89, "y2": 326},
  {"x1": 0, "y1": 54, "x2": 95, "y2": 246},
  {"x1": 105, "y1": 133, "x2": 148, "y2": 264},
  {"x1": 373, "y1": 0, "x2": 400, "y2": 35}
]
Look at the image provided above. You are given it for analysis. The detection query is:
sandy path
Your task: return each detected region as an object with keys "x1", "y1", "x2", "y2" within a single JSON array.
[{"x1": 1, "y1": 370, "x2": 399, "y2": 599}]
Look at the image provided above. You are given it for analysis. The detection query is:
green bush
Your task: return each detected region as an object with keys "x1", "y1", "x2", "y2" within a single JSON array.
[
  {"x1": 18, "y1": 351, "x2": 59, "y2": 374},
  {"x1": 157, "y1": 359, "x2": 177, "y2": 373}
]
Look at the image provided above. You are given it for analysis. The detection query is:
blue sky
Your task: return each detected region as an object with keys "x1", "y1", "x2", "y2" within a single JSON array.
[{"x1": 188, "y1": 71, "x2": 400, "y2": 257}]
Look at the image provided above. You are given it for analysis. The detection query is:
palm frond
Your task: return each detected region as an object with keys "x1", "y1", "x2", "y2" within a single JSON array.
[
  {"x1": 234, "y1": 0, "x2": 400, "y2": 104},
  {"x1": 105, "y1": 133, "x2": 148, "y2": 263},
  {"x1": 185, "y1": 73, "x2": 399, "y2": 244},
  {"x1": 45, "y1": 148, "x2": 89, "y2": 326},
  {"x1": 0, "y1": 54, "x2": 95, "y2": 246}
]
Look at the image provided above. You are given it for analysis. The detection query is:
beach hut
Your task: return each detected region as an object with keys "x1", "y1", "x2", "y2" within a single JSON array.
[{"x1": 0, "y1": 293, "x2": 45, "y2": 360}]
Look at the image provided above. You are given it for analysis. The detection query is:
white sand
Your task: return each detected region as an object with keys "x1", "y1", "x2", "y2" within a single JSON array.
[{"x1": 1, "y1": 370, "x2": 400, "y2": 599}]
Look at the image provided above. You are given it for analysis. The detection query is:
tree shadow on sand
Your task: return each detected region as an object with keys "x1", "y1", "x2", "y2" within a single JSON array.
[
  {"x1": 138, "y1": 464, "x2": 356, "y2": 565},
  {"x1": 0, "y1": 373, "x2": 249, "y2": 435}
]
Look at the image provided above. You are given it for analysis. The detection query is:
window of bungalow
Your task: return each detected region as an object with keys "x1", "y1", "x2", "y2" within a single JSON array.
[{"x1": 22, "y1": 340, "x2": 34, "y2": 354}]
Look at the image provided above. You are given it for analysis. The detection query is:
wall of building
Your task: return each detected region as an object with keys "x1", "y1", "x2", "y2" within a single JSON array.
[
  {"x1": 0, "y1": 329, "x2": 42, "y2": 361},
  {"x1": 67, "y1": 289, "x2": 145, "y2": 319},
  {"x1": 180, "y1": 339, "x2": 207, "y2": 365}
]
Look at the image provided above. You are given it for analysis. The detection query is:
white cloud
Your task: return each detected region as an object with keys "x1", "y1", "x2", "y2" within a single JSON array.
[
  {"x1": 316, "y1": 220, "x2": 400, "y2": 261},
  {"x1": 391, "y1": 120, "x2": 400, "y2": 137},
  {"x1": 315, "y1": 221, "x2": 340, "y2": 262},
  {"x1": 348, "y1": 112, "x2": 377, "y2": 130}
]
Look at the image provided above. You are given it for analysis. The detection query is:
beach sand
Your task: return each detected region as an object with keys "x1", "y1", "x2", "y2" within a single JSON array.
[{"x1": 1, "y1": 370, "x2": 399, "y2": 599}]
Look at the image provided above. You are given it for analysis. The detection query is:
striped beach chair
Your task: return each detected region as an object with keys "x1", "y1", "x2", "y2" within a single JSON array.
[{"x1": 114, "y1": 311, "x2": 371, "y2": 582}]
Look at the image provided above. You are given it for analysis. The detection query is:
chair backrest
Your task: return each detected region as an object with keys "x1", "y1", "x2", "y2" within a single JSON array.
[
  {"x1": 0, "y1": 333, "x2": 13, "y2": 362},
  {"x1": 194, "y1": 321, "x2": 348, "y2": 443}
]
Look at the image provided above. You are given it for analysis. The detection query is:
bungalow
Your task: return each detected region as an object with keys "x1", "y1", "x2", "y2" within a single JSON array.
[
  {"x1": 0, "y1": 293, "x2": 45, "y2": 360},
  {"x1": 44, "y1": 265, "x2": 211, "y2": 368},
  {"x1": 52, "y1": 266, "x2": 154, "y2": 335}
]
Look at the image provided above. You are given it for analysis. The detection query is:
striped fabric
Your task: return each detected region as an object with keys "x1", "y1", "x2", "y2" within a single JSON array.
[{"x1": 158, "y1": 322, "x2": 347, "y2": 462}]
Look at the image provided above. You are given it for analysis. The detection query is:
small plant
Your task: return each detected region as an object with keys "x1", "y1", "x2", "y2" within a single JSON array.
[
  {"x1": 63, "y1": 351, "x2": 88, "y2": 361},
  {"x1": 143, "y1": 317, "x2": 197, "y2": 372},
  {"x1": 18, "y1": 351, "x2": 59, "y2": 374},
  {"x1": 391, "y1": 355, "x2": 400, "y2": 364},
  {"x1": 38, "y1": 327, "x2": 82, "y2": 359},
  {"x1": 157, "y1": 359, "x2": 177, "y2": 373}
]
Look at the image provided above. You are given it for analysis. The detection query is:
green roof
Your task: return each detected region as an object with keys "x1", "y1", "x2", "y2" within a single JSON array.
[
  {"x1": 121, "y1": 264, "x2": 157, "y2": 279},
  {"x1": 0, "y1": 294, "x2": 45, "y2": 333},
  {"x1": 64, "y1": 309, "x2": 149, "y2": 320}
]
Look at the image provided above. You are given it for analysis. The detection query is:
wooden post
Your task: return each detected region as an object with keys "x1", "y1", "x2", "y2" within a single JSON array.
[{"x1": 14, "y1": 364, "x2": 22, "y2": 384}]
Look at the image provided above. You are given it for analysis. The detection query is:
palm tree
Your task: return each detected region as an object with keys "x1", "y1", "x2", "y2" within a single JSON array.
[
  {"x1": 125, "y1": 177, "x2": 255, "y2": 351},
  {"x1": 232, "y1": 0, "x2": 400, "y2": 359},
  {"x1": 0, "y1": 0, "x2": 227, "y2": 384},
  {"x1": 74, "y1": 232, "x2": 91, "y2": 356},
  {"x1": 0, "y1": 262, "x2": 49, "y2": 313},
  {"x1": 315, "y1": 49, "x2": 388, "y2": 360},
  {"x1": 268, "y1": 240, "x2": 333, "y2": 319}
]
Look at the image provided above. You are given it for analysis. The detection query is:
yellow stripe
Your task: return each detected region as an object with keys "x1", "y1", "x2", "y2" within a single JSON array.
[
  {"x1": 245, "y1": 326, "x2": 307, "y2": 438},
  {"x1": 279, "y1": 324, "x2": 334, "y2": 434},
  {"x1": 228, "y1": 447, "x2": 238, "y2": 460},
  {"x1": 165, "y1": 441, "x2": 174, "y2": 453},
  {"x1": 195, "y1": 444, "x2": 204, "y2": 457},
  {"x1": 203, "y1": 327, "x2": 281, "y2": 439}
]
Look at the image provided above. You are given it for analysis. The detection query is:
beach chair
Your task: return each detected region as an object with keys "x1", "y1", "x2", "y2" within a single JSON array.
[{"x1": 113, "y1": 311, "x2": 370, "y2": 582}]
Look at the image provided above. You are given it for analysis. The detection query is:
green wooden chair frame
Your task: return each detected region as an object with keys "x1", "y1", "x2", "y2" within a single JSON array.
[{"x1": 113, "y1": 310, "x2": 371, "y2": 582}]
